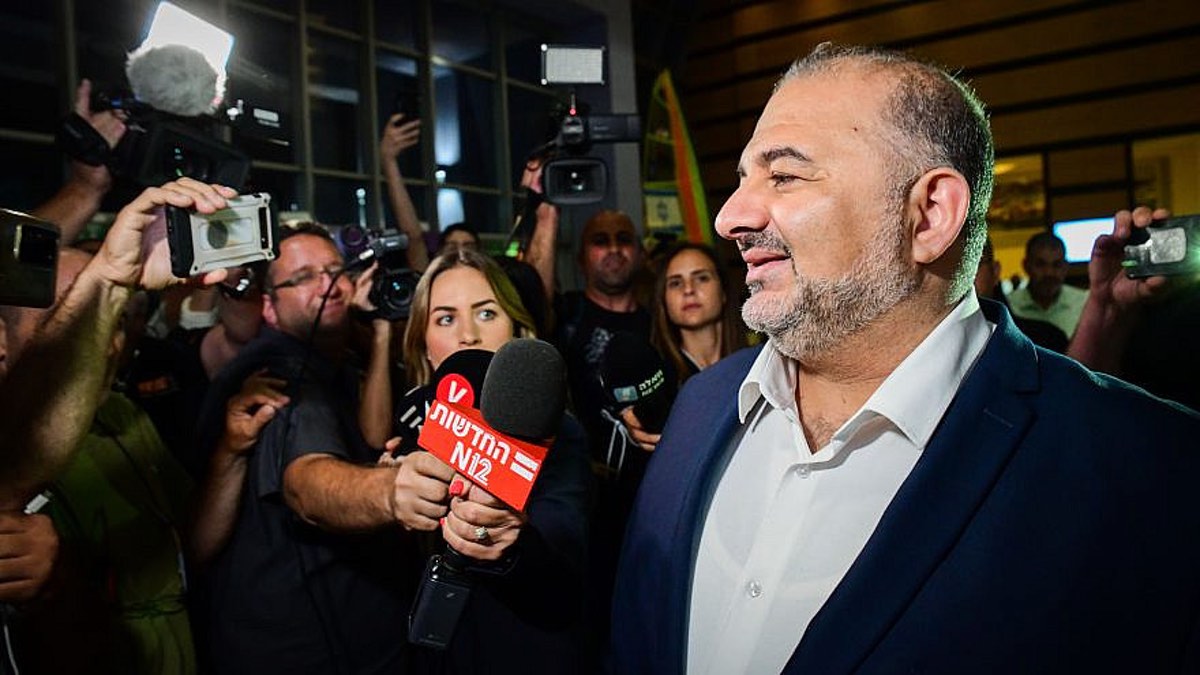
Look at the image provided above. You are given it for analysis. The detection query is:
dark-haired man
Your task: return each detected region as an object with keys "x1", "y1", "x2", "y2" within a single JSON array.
[
  {"x1": 974, "y1": 237, "x2": 1067, "y2": 352},
  {"x1": 1006, "y1": 230, "x2": 1088, "y2": 337},
  {"x1": 613, "y1": 43, "x2": 1200, "y2": 673}
]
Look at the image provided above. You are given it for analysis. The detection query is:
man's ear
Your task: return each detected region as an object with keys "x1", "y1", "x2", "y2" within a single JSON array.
[
  {"x1": 908, "y1": 168, "x2": 970, "y2": 265},
  {"x1": 261, "y1": 292, "x2": 280, "y2": 329}
]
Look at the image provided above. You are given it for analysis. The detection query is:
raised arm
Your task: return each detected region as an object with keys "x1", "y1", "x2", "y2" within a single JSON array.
[
  {"x1": 351, "y1": 263, "x2": 395, "y2": 449},
  {"x1": 0, "y1": 178, "x2": 234, "y2": 506},
  {"x1": 1067, "y1": 205, "x2": 1171, "y2": 374},
  {"x1": 518, "y1": 158, "x2": 560, "y2": 301},
  {"x1": 31, "y1": 80, "x2": 127, "y2": 245},
  {"x1": 380, "y1": 113, "x2": 429, "y2": 272},
  {"x1": 189, "y1": 370, "x2": 289, "y2": 568}
]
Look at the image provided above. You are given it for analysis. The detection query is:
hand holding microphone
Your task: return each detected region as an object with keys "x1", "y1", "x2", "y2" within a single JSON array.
[
  {"x1": 441, "y1": 478, "x2": 528, "y2": 562},
  {"x1": 408, "y1": 338, "x2": 566, "y2": 649},
  {"x1": 390, "y1": 451, "x2": 455, "y2": 531}
]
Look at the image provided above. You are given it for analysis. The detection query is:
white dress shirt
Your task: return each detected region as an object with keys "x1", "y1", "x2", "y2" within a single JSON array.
[{"x1": 686, "y1": 295, "x2": 995, "y2": 675}]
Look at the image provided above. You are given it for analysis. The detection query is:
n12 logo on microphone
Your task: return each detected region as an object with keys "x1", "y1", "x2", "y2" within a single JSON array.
[{"x1": 418, "y1": 398, "x2": 547, "y2": 511}]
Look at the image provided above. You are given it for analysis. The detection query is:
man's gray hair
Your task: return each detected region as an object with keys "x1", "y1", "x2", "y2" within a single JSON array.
[{"x1": 778, "y1": 43, "x2": 995, "y2": 300}]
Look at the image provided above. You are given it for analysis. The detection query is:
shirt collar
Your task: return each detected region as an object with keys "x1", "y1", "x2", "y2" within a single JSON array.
[
  {"x1": 853, "y1": 293, "x2": 992, "y2": 448},
  {"x1": 737, "y1": 293, "x2": 994, "y2": 449}
]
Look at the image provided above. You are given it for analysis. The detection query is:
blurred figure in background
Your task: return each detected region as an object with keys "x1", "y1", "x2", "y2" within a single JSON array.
[{"x1": 652, "y1": 242, "x2": 749, "y2": 385}]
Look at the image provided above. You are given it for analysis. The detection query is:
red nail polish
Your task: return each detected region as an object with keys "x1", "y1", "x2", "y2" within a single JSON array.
[
  {"x1": 439, "y1": 517, "x2": 446, "y2": 527},
  {"x1": 449, "y1": 481, "x2": 463, "y2": 497}
]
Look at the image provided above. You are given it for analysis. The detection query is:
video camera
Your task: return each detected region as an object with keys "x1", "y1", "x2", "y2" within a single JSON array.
[
  {"x1": 56, "y1": 4, "x2": 284, "y2": 190},
  {"x1": 68, "y1": 87, "x2": 254, "y2": 189},
  {"x1": 333, "y1": 225, "x2": 420, "y2": 321},
  {"x1": 0, "y1": 211, "x2": 59, "y2": 309},
  {"x1": 535, "y1": 45, "x2": 641, "y2": 206}
]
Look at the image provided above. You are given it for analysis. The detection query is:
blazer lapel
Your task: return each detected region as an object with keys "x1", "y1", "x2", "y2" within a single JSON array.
[{"x1": 786, "y1": 303, "x2": 1041, "y2": 673}]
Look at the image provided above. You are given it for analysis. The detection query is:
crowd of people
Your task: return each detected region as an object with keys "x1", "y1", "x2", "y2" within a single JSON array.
[{"x1": 1, "y1": 41, "x2": 1198, "y2": 675}]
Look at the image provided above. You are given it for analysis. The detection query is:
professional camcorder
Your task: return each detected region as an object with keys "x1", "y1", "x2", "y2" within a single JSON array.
[
  {"x1": 534, "y1": 45, "x2": 641, "y2": 206},
  {"x1": 57, "y1": 4, "x2": 284, "y2": 189}
]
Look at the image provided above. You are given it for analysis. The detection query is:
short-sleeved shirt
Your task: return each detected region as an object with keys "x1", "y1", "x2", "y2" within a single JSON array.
[
  {"x1": 1006, "y1": 284, "x2": 1089, "y2": 337},
  {"x1": 200, "y1": 328, "x2": 419, "y2": 675}
]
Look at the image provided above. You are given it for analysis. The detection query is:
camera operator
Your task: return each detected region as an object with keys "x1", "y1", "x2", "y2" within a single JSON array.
[
  {"x1": 0, "y1": 177, "x2": 234, "y2": 508},
  {"x1": 31, "y1": 80, "x2": 126, "y2": 247}
]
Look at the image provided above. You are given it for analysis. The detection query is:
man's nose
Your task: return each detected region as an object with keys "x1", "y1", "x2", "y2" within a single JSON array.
[{"x1": 714, "y1": 183, "x2": 768, "y2": 241}]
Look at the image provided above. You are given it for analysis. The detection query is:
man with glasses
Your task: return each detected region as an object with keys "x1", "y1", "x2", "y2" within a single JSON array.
[{"x1": 193, "y1": 223, "x2": 425, "y2": 674}]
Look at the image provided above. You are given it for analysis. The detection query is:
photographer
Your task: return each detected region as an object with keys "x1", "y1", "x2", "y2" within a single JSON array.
[{"x1": 0, "y1": 177, "x2": 234, "y2": 507}]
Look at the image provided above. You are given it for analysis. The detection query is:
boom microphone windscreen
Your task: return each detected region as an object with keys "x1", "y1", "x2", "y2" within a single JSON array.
[
  {"x1": 599, "y1": 331, "x2": 677, "y2": 434},
  {"x1": 126, "y1": 44, "x2": 222, "y2": 117},
  {"x1": 480, "y1": 338, "x2": 566, "y2": 441}
]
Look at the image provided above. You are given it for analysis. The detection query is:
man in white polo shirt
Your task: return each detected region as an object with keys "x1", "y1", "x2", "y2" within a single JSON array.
[{"x1": 1006, "y1": 230, "x2": 1089, "y2": 337}]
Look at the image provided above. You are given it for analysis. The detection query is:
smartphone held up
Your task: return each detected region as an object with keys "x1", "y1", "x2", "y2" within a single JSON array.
[
  {"x1": 1123, "y1": 214, "x2": 1200, "y2": 279},
  {"x1": 166, "y1": 193, "x2": 278, "y2": 278}
]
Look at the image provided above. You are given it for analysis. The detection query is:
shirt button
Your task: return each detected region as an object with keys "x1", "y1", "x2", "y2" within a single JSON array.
[
  {"x1": 746, "y1": 580, "x2": 763, "y2": 598},
  {"x1": 796, "y1": 464, "x2": 811, "y2": 478}
]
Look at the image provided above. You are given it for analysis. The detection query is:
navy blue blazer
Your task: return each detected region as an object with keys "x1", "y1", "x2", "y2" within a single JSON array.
[{"x1": 611, "y1": 300, "x2": 1200, "y2": 674}]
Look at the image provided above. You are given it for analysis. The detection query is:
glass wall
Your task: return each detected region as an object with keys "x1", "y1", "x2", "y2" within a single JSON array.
[{"x1": 0, "y1": 0, "x2": 579, "y2": 235}]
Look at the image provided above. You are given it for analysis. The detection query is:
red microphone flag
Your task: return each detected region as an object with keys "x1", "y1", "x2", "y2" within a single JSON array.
[{"x1": 417, "y1": 397, "x2": 547, "y2": 511}]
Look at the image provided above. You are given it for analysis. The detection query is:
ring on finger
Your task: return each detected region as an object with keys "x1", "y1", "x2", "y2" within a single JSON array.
[{"x1": 473, "y1": 525, "x2": 489, "y2": 542}]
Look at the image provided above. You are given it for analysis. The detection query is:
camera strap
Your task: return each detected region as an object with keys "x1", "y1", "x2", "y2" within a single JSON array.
[{"x1": 55, "y1": 113, "x2": 112, "y2": 167}]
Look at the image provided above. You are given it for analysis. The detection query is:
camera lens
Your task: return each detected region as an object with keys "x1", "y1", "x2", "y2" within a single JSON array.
[{"x1": 369, "y1": 268, "x2": 420, "y2": 321}]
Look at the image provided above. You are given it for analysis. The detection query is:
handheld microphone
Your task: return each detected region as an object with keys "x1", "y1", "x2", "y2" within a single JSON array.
[
  {"x1": 409, "y1": 339, "x2": 566, "y2": 650},
  {"x1": 391, "y1": 349, "x2": 493, "y2": 456},
  {"x1": 599, "y1": 331, "x2": 677, "y2": 434},
  {"x1": 480, "y1": 337, "x2": 567, "y2": 443}
]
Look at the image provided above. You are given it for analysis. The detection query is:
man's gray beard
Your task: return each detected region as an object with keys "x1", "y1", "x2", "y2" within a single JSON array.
[{"x1": 741, "y1": 216, "x2": 920, "y2": 362}]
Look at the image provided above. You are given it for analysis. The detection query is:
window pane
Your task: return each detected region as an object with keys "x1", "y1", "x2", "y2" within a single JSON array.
[
  {"x1": 376, "y1": 52, "x2": 424, "y2": 179},
  {"x1": 375, "y1": 0, "x2": 419, "y2": 50},
  {"x1": 433, "y1": 66, "x2": 497, "y2": 188},
  {"x1": 504, "y1": 18, "x2": 556, "y2": 86},
  {"x1": 309, "y1": 33, "x2": 364, "y2": 172},
  {"x1": 438, "y1": 188, "x2": 503, "y2": 234},
  {"x1": 1133, "y1": 133, "x2": 1200, "y2": 214},
  {"x1": 0, "y1": 4, "x2": 58, "y2": 133},
  {"x1": 313, "y1": 176, "x2": 371, "y2": 226},
  {"x1": 76, "y1": 0, "x2": 155, "y2": 94},
  {"x1": 245, "y1": 168, "x2": 303, "y2": 214},
  {"x1": 227, "y1": 8, "x2": 298, "y2": 164},
  {"x1": 988, "y1": 154, "x2": 1045, "y2": 230},
  {"x1": 432, "y1": 1, "x2": 493, "y2": 70},
  {"x1": 307, "y1": 0, "x2": 361, "y2": 34},
  {"x1": 507, "y1": 85, "x2": 561, "y2": 179},
  {"x1": 242, "y1": 0, "x2": 295, "y2": 13}
]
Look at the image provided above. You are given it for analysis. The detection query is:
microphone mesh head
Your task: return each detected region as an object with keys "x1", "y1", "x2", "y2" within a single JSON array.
[{"x1": 481, "y1": 338, "x2": 566, "y2": 440}]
